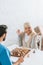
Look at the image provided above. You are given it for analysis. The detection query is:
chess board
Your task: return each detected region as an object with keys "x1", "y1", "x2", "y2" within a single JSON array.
[{"x1": 11, "y1": 48, "x2": 30, "y2": 57}]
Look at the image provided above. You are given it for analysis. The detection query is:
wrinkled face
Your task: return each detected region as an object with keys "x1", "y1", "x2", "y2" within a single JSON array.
[{"x1": 24, "y1": 26, "x2": 32, "y2": 35}]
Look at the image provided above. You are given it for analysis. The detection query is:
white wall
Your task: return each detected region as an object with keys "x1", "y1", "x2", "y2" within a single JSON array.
[{"x1": 0, "y1": 0, "x2": 43, "y2": 46}]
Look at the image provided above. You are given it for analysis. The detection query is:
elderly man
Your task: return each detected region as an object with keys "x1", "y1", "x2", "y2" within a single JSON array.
[
  {"x1": 0, "y1": 25, "x2": 24, "y2": 65},
  {"x1": 17, "y1": 22, "x2": 41, "y2": 49}
]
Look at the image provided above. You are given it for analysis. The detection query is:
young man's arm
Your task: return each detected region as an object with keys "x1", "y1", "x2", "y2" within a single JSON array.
[
  {"x1": 0, "y1": 48, "x2": 24, "y2": 65},
  {"x1": 0, "y1": 48, "x2": 12, "y2": 65}
]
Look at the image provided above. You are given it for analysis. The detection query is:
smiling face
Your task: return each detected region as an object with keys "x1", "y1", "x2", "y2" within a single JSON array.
[
  {"x1": 24, "y1": 22, "x2": 32, "y2": 35},
  {"x1": 24, "y1": 26, "x2": 32, "y2": 35},
  {"x1": 27, "y1": 27, "x2": 32, "y2": 35}
]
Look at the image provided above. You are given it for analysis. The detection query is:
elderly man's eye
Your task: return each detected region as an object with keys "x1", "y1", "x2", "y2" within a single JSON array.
[{"x1": 25, "y1": 28, "x2": 27, "y2": 29}]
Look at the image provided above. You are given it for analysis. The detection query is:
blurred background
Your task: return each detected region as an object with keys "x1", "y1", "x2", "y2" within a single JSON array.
[{"x1": 0, "y1": 0, "x2": 43, "y2": 46}]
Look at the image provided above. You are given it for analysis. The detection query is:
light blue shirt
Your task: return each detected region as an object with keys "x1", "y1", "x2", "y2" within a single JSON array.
[{"x1": 0, "y1": 44, "x2": 12, "y2": 65}]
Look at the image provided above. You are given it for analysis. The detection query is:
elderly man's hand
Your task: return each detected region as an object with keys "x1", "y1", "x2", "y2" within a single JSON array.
[
  {"x1": 18, "y1": 56, "x2": 24, "y2": 63},
  {"x1": 13, "y1": 56, "x2": 24, "y2": 65},
  {"x1": 16, "y1": 29, "x2": 21, "y2": 35}
]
